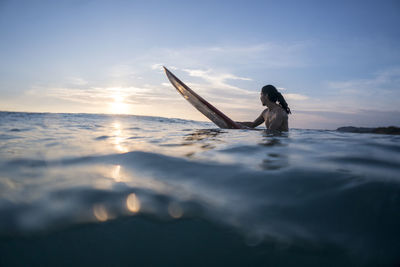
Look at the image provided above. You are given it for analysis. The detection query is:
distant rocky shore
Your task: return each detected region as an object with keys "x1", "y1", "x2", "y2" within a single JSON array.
[{"x1": 336, "y1": 126, "x2": 400, "y2": 135}]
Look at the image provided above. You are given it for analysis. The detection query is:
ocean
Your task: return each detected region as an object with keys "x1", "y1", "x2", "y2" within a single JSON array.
[{"x1": 0, "y1": 111, "x2": 399, "y2": 266}]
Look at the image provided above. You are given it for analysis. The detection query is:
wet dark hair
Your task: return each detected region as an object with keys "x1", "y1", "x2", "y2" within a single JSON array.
[{"x1": 261, "y1": 85, "x2": 291, "y2": 114}]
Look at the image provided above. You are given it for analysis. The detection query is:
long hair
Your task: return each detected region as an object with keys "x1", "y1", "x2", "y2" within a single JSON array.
[{"x1": 261, "y1": 85, "x2": 291, "y2": 114}]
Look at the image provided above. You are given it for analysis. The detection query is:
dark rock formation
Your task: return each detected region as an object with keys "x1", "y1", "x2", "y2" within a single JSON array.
[{"x1": 337, "y1": 126, "x2": 400, "y2": 135}]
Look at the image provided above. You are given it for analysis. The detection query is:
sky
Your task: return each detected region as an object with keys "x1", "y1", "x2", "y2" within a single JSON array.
[{"x1": 0, "y1": 0, "x2": 399, "y2": 129}]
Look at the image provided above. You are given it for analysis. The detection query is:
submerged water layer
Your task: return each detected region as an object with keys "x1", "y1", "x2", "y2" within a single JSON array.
[{"x1": 0, "y1": 112, "x2": 399, "y2": 266}]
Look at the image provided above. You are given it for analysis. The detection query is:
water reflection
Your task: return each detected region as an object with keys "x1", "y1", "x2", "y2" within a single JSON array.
[
  {"x1": 181, "y1": 129, "x2": 226, "y2": 157},
  {"x1": 259, "y1": 130, "x2": 288, "y2": 146},
  {"x1": 93, "y1": 204, "x2": 108, "y2": 222},
  {"x1": 126, "y1": 193, "x2": 141, "y2": 213},
  {"x1": 259, "y1": 131, "x2": 289, "y2": 170},
  {"x1": 112, "y1": 122, "x2": 128, "y2": 153},
  {"x1": 168, "y1": 202, "x2": 183, "y2": 219},
  {"x1": 259, "y1": 138, "x2": 282, "y2": 147},
  {"x1": 260, "y1": 153, "x2": 288, "y2": 170},
  {"x1": 111, "y1": 165, "x2": 122, "y2": 182},
  {"x1": 183, "y1": 129, "x2": 226, "y2": 143}
]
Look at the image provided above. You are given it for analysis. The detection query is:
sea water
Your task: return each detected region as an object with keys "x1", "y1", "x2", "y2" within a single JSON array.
[{"x1": 0, "y1": 111, "x2": 399, "y2": 266}]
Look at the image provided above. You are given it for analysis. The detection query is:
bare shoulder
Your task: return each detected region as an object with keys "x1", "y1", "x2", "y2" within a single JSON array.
[
  {"x1": 278, "y1": 106, "x2": 288, "y2": 117},
  {"x1": 261, "y1": 108, "x2": 269, "y2": 116}
]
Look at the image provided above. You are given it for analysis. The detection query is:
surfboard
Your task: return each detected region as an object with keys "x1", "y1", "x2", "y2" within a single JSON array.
[{"x1": 163, "y1": 66, "x2": 243, "y2": 129}]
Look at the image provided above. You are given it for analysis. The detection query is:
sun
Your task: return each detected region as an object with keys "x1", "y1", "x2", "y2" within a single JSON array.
[{"x1": 109, "y1": 93, "x2": 131, "y2": 114}]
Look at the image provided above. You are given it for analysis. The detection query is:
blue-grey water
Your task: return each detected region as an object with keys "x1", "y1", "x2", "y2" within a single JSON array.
[{"x1": 0, "y1": 111, "x2": 399, "y2": 266}]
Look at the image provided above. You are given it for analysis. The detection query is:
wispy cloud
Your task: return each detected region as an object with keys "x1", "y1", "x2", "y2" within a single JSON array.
[
  {"x1": 283, "y1": 93, "x2": 309, "y2": 101},
  {"x1": 26, "y1": 86, "x2": 149, "y2": 107},
  {"x1": 284, "y1": 67, "x2": 400, "y2": 128},
  {"x1": 138, "y1": 43, "x2": 313, "y2": 116},
  {"x1": 9, "y1": 41, "x2": 398, "y2": 128},
  {"x1": 108, "y1": 64, "x2": 136, "y2": 78},
  {"x1": 181, "y1": 68, "x2": 252, "y2": 94},
  {"x1": 293, "y1": 109, "x2": 400, "y2": 129},
  {"x1": 327, "y1": 67, "x2": 400, "y2": 94},
  {"x1": 151, "y1": 63, "x2": 178, "y2": 71},
  {"x1": 21, "y1": 81, "x2": 193, "y2": 117},
  {"x1": 67, "y1": 77, "x2": 88, "y2": 86},
  {"x1": 142, "y1": 42, "x2": 313, "y2": 73},
  {"x1": 151, "y1": 63, "x2": 164, "y2": 70},
  {"x1": 322, "y1": 67, "x2": 400, "y2": 112},
  {"x1": 184, "y1": 68, "x2": 252, "y2": 81}
]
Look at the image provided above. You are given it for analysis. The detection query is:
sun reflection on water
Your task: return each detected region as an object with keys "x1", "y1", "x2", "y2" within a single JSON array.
[
  {"x1": 126, "y1": 193, "x2": 141, "y2": 213},
  {"x1": 111, "y1": 165, "x2": 122, "y2": 182},
  {"x1": 112, "y1": 122, "x2": 128, "y2": 153},
  {"x1": 93, "y1": 204, "x2": 108, "y2": 222},
  {"x1": 168, "y1": 202, "x2": 183, "y2": 219}
]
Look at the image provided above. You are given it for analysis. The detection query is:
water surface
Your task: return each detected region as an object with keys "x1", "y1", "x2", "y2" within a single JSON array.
[{"x1": 0, "y1": 112, "x2": 399, "y2": 266}]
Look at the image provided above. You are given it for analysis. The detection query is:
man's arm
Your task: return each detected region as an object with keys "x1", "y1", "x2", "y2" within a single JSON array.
[{"x1": 237, "y1": 110, "x2": 266, "y2": 128}]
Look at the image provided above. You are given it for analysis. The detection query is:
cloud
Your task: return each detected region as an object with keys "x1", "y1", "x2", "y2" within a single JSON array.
[
  {"x1": 278, "y1": 67, "x2": 400, "y2": 128},
  {"x1": 292, "y1": 109, "x2": 400, "y2": 129},
  {"x1": 181, "y1": 68, "x2": 252, "y2": 94},
  {"x1": 151, "y1": 63, "x2": 164, "y2": 70},
  {"x1": 9, "y1": 40, "x2": 398, "y2": 128},
  {"x1": 142, "y1": 45, "x2": 397, "y2": 125},
  {"x1": 184, "y1": 68, "x2": 252, "y2": 81},
  {"x1": 67, "y1": 77, "x2": 88, "y2": 86},
  {"x1": 322, "y1": 67, "x2": 400, "y2": 112},
  {"x1": 200, "y1": 42, "x2": 312, "y2": 68},
  {"x1": 141, "y1": 42, "x2": 312, "y2": 74},
  {"x1": 137, "y1": 43, "x2": 312, "y2": 117},
  {"x1": 327, "y1": 67, "x2": 400, "y2": 94},
  {"x1": 97, "y1": 42, "x2": 313, "y2": 115},
  {"x1": 20, "y1": 82, "x2": 191, "y2": 117},
  {"x1": 159, "y1": 65, "x2": 311, "y2": 123},
  {"x1": 207, "y1": 44, "x2": 269, "y2": 53},
  {"x1": 108, "y1": 64, "x2": 136, "y2": 78},
  {"x1": 151, "y1": 63, "x2": 178, "y2": 71},
  {"x1": 283, "y1": 93, "x2": 309, "y2": 101},
  {"x1": 27, "y1": 84, "x2": 170, "y2": 107}
]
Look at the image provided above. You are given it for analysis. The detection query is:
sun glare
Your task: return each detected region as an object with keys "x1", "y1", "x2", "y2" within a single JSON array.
[
  {"x1": 112, "y1": 122, "x2": 128, "y2": 152},
  {"x1": 109, "y1": 90, "x2": 131, "y2": 114}
]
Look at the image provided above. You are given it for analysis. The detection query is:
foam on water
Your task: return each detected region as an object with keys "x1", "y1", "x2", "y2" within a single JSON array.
[{"x1": 0, "y1": 111, "x2": 399, "y2": 265}]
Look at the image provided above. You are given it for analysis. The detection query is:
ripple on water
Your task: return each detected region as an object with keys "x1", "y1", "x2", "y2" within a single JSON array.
[{"x1": 0, "y1": 112, "x2": 399, "y2": 265}]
